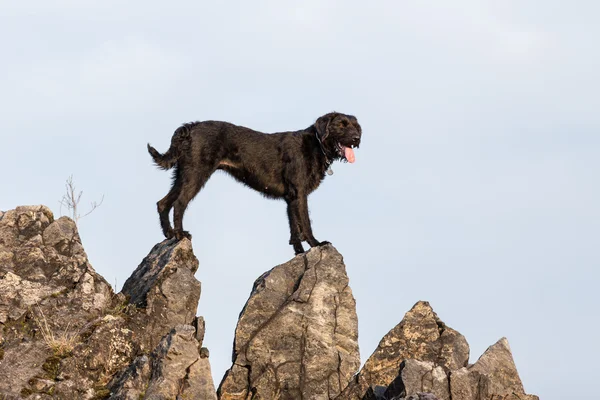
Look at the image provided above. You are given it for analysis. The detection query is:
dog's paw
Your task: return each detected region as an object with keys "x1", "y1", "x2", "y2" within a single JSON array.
[
  {"x1": 291, "y1": 243, "x2": 305, "y2": 255},
  {"x1": 164, "y1": 228, "x2": 175, "y2": 239},
  {"x1": 318, "y1": 240, "x2": 331, "y2": 247},
  {"x1": 174, "y1": 230, "x2": 192, "y2": 240}
]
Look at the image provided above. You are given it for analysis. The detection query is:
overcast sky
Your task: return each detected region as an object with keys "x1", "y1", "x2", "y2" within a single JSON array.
[{"x1": 2, "y1": 2, "x2": 599, "y2": 399}]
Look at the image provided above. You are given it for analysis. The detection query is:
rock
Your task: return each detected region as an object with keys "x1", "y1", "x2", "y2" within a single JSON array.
[
  {"x1": 187, "y1": 356, "x2": 218, "y2": 400},
  {"x1": 28, "y1": 377, "x2": 55, "y2": 394},
  {"x1": 450, "y1": 338, "x2": 539, "y2": 400},
  {"x1": 338, "y1": 301, "x2": 469, "y2": 400},
  {"x1": 53, "y1": 313, "x2": 139, "y2": 396},
  {"x1": 0, "y1": 205, "x2": 539, "y2": 400},
  {"x1": 361, "y1": 360, "x2": 448, "y2": 400},
  {"x1": 0, "y1": 272, "x2": 57, "y2": 323},
  {"x1": 361, "y1": 385, "x2": 387, "y2": 400},
  {"x1": 0, "y1": 339, "x2": 49, "y2": 397},
  {"x1": 337, "y1": 304, "x2": 539, "y2": 400},
  {"x1": 358, "y1": 335, "x2": 538, "y2": 400},
  {"x1": 405, "y1": 394, "x2": 440, "y2": 400},
  {"x1": 122, "y1": 238, "x2": 201, "y2": 351},
  {"x1": 218, "y1": 244, "x2": 360, "y2": 400},
  {"x1": 145, "y1": 325, "x2": 214, "y2": 399},
  {"x1": 103, "y1": 240, "x2": 216, "y2": 398},
  {"x1": 362, "y1": 386, "x2": 440, "y2": 400},
  {"x1": 106, "y1": 355, "x2": 151, "y2": 400},
  {"x1": 0, "y1": 205, "x2": 217, "y2": 399},
  {"x1": 493, "y1": 395, "x2": 540, "y2": 400},
  {"x1": 446, "y1": 368, "x2": 478, "y2": 400},
  {"x1": 396, "y1": 360, "x2": 449, "y2": 400},
  {"x1": 110, "y1": 325, "x2": 217, "y2": 400},
  {"x1": 0, "y1": 207, "x2": 110, "y2": 324},
  {"x1": 0, "y1": 206, "x2": 113, "y2": 397},
  {"x1": 194, "y1": 316, "x2": 206, "y2": 345}
]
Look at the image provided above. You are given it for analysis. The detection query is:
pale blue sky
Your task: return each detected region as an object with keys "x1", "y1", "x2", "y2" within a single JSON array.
[{"x1": 2, "y1": 2, "x2": 599, "y2": 399}]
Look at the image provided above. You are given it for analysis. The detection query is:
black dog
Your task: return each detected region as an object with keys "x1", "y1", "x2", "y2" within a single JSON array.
[{"x1": 147, "y1": 112, "x2": 362, "y2": 254}]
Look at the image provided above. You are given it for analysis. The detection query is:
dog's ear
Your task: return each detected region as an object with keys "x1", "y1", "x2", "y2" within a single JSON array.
[{"x1": 315, "y1": 114, "x2": 334, "y2": 141}]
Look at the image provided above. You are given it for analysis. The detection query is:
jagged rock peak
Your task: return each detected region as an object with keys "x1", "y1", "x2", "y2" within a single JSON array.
[
  {"x1": 121, "y1": 238, "x2": 201, "y2": 352},
  {"x1": 218, "y1": 244, "x2": 360, "y2": 400},
  {"x1": 108, "y1": 238, "x2": 216, "y2": 398},
  {"x1": 0, "y1": 205, "x2": 216, "y2": 399},
  {"x1": 337, "y1": 301, "x2": 538, "y2": 400},
  {"x1": 450, "y1": 337, "x2": 539, "y2": 400},
  {"x1": 122, "y1": 238, "x2": 199, "y2": 307},
  {"x1": 0, "y1": 205, "x2": 114, "y2": 397},
  {"x1": 0, "y1": 205, "x2": 111, "y2": 325},
  {"x1": 338, "y1": 300, "x2": 470, "y2": 400}
]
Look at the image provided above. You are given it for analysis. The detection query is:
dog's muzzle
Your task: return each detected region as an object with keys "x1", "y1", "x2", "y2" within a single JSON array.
[{"x1": 336, "y1": 142, "x2": 356, "y2": 163}]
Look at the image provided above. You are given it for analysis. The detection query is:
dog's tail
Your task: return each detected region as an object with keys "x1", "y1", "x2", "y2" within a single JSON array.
[
  {"x1": 147, "y1": 124, "x2": 192, "y2": 170},
  {"x1": 147, "y1": 144, "x2": 176, "y2": 170}
]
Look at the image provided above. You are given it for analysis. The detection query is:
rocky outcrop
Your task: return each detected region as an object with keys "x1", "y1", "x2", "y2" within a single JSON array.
[
  {"x1": 0, "y1": 205, "x2": 538, "y2": 400},
  {"x1": 121, "y1": 239, "x2": 202, "y2": 352},
  {"x1": 0, "y1": 205, "x2": 113, "y2": 397},
  {"x1": 0, "y1": 205, "x2": 216, "y2": 399},
  {"x1": 218, "y1": 245, "x2": 360, "y2": 400},
  {"x1": 337, "y1": 302, "x2": 538, "y2": 400},
  {"x1": 0, "y1": 205, "x2": 111, "y2": 325},
  {"x1": 449, "y1": 338, "x2": 539, "y2": 400},
  {"x1": 105, "y1": 239, "x2": 216, "y2": 400},
  {"x1": 109, "y1": 325, "x2": 217, "y2": 400},
  {"x1": 338, "y1": 301, "x2": 469, "y2": 400}
]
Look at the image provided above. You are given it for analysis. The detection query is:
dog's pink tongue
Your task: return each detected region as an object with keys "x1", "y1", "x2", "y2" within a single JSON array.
[{"x1": 345, "y1": 147, "x2": 355, "y2": 163}]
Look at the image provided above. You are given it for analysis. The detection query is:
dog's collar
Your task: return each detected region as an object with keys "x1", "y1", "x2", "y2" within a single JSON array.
[
  {"x1": 315, "y1": 131, "x2": 332, "y2": 164},
  {"x1": 314, "y1": 130, "x2": 334, "y2": 175}
]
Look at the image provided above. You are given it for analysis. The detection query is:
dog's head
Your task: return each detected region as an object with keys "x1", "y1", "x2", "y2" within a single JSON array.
[{"x1": 314, "y1": 112, "x2": 362, "y2": 163}]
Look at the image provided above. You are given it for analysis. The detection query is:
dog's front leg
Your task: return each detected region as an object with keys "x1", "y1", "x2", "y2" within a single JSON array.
[
  {"x1": 298, "y1": 195, "x2": 329, "y2": 249},
  {"x1": 285, "y1": 197, "x2": 305, "y2": 254}
]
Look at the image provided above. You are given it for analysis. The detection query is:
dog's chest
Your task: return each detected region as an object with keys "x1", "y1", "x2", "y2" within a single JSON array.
[{"x1": 306, "y1": 173, "x2": 326, "y2": 194}]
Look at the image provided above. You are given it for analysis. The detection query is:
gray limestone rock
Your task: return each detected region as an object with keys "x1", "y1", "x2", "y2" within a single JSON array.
[
  {"x1": 397, "y1": 360, "x2": 449, "y2": 400},
  {"x1": 0, "y1": 206, "x2": 113, "y2": 397},
  {"x1": 0, "y1": 205, "x2": 539, "y2": 400},
  {"x1": 0, "y1": 205, "x2": 217, "y2": 399},
  {"x1": 352, "y1": 335, "x2": 538, "y2": 400},
  {"x1": 218, "y1": 244, "x2": 360, "y2": 400},
  {"x1": 106, "y1": 355, "x2": 151, "y2": 400},
  {"x1": 338, "y1": 301, "x2": 469, "y2": 400},
  {"x1": 109, "y1": 325, "x2": 217, "y2": 400},
  {"x1": 450, "y1": 338, "x2": 539, "y2": 400},
  {"x1": 122, "y1": 238, "x2": 201, "y2": 352}
]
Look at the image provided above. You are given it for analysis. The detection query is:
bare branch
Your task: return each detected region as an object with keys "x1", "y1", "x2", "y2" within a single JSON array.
[
  {"x1": 58, "y1": 175, "x2": 104, "y2": 225},
  {"x1": 80, "y1": 194, "x2": 105, "y2": 220}
]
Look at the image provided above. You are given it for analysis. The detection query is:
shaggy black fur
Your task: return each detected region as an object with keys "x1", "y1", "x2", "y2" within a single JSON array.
[{"x1": 147, "y1": 112, "x2": 362, "y2": 254}]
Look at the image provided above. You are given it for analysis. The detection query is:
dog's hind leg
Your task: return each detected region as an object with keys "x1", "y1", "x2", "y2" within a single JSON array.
[
  {"x1": 172, "y1": 166, "x2": 216, "y2": 241},
  {"x1": 157, "y1": 172, "x2": 183, "y2": 239}
]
